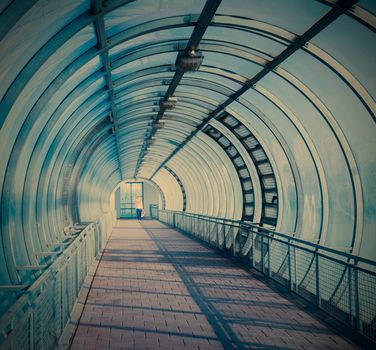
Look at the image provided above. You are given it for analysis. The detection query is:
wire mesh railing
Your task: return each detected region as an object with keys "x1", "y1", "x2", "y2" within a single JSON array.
[
  {"x1": 0, "y1": 211, "x2": 115, "y2": 349},
  {"x1": 153, "y1": 209, "x2": 376, "y2": 344}
]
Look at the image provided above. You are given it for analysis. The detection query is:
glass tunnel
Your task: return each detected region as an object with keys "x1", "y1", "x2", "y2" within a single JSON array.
[{"x1": 0, "y1": 0, "x2": 375, "y2": 348}]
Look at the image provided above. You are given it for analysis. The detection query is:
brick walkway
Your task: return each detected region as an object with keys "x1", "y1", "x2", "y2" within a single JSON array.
[{"x1": 70, "y1": 220, "x2": 358, "y2": 350}]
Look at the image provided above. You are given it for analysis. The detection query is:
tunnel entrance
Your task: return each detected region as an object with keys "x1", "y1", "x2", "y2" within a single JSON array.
[
  {"x1": 118, "y1": 181, "x2": 143, "y2": 218},
  {"x1": 112, "y1": 180, "x2": 163, "y2": 219}
]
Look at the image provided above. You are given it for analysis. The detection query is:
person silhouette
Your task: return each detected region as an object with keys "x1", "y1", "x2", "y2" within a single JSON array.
[{"x1": 135, "y1": 196, "x2": 143, "y2": 223}]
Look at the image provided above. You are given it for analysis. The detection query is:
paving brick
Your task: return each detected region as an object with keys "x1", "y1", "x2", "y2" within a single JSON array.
[{"x1": 69, "y1": 220, "x2": 360, "y2": 350}]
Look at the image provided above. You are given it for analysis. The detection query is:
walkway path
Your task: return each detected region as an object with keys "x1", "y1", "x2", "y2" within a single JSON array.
[{"x1": 70, "y1": 220, "x2": 358, "y2": 350}]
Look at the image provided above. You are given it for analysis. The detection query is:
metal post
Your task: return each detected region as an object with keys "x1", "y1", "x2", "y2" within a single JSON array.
[
  {"x1": 354, "y1": 267, "x2": 361, "y2": 332},
  {"x1": 215, "y1": 222, "x2": 219, "y2": 248},
  {"x1": 30, "y1": 311, "x2": 34, "y2": 350},
  {"x1": 261, "y1": 235, "x2": 264, "y2": 273},
  {"x1": 293, "y1": 246, "x2": 297, "y2": 292},
  {"x1": 249, "y1": 230, "x2": 254, "y2": 268},
  {"x1": 267, "y1": 237, "x2": 271, "y2": 277},
  {"x1": 287, "y1": 242, "x2": 292, "y2": 290},
  {"x1": 348, "y1": 265, "x2": 353, "y2": 326},
  {"x1": 315, "y1": 253, "x2": 320, "y2": 307},
  {"x1": 231, "y1": 226, "x2": 235, "y2": 256}
]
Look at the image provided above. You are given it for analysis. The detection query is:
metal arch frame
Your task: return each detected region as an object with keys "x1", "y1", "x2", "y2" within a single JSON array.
[
  {"x1": 303, "y1": 42, "x2": 376, "y2": 121},
  {"x1": 167, "y1": 149, "x2": 212, "y2": 215},
  {"x1": 0, "y1": 0, "x2": 370, "y2": 282},
  {"x1": 110, "y1": 40, "x2": 268, "y2": 79},
  {"x1": 2, "y1": 12, "x2": 362, "y2": 234},
  {"x1": 152, "y1": 169, "x2": 184, "y2": 211},
  {"x1": 1, "y1": 1, "x2": 371, "y2": 133},
  {"x1": 190, "y1": 134, "x2": 244, "y2": 218},
  {"x1": 78, "y1": 138, "x2": 121, "y2": 197},
  {"x1": 132, "y1": 77, "x2": 320, "y2": 234},
  {"x1": 133, "y1": 0, "x2": 223, "y2": 178},
  {"x1": 45, "y1": 113, "x2": 112, "y2": 247},
  {"x1": 1, "y1": 0, "x2": 373, "y2": 51},
  {"x1": 0, "y1": 51, "x2": 108, "y2": 245},
  {"x1": 110, "y1": 38, "x2": 274, "y2": 70},
  {"x1": 116, "y1": 88, "x2": 216, "y2": 119},
  {"x1": 274, "y1": 67, "x2": 363, "y2": 255},
  {"x1": 80, "y1": 152, "x2": 119, "y2": 216},
  {"x1": 163, "y1": 132, "x2": 243, "y2": 219},
  {"x1": 163, "y1": 166, "x2": 187, "y2": 211},
  {"x1": 65, "y1": 124, "x2": 113, "y2": 224},
  {"x1": 34, "y1": 121, "x2": 102, "y2": 255},
  {"x1": 114, "y1": 85, "x2": 217, "y2": 122},
  {"x1": 113, "y1": 66, "x2": 174, "y2": 90},
  {"x1": 2, "y1": 8, "x2": 370, "y2": 157},
  {"x1": 110, "y1": 42, "x2": 179, "y2": 71},
  {"x1": 253, "y1": 85, "x2": 328, "y2": 244},
  {"x1": 35, "y1": 103, "x2": 112, "y2": 251},
  {"x1": 118, "y1": 107, "x2": 207, "y2": 128},
  {"x1": 316, "y1": 0, "x2": 376, "y2": 33},
  {"x1": 21, "y1": 102, "x2": 110, "y2": 272},
  {"x1": 70, "y1": 128, "x2": 118, "y2": 224},
  {"x1": 164, "y1": 145, "x2": 218, "y2": 217},
  {"x1": 210, "y1": 119, "x2": 263, "y2": 225},
  {"x1": 211, "y1": 115, "x2": 280, "y2": 228},
  {"x1": 202, "y1": 124, "x2": 256, "y2": 222},
  {"x1": 149, "y1": 0, "x2": 360, "y2": 179},
  {"x1": 0, "y1": 0, "x2": 137, "y2": 128},
  {"x1": 0, "y1": 63, "x2": 107, "y2": 284},
  {"x1": 1, "y1": 11, "x2": 372, "y2": 137},
  {"x1": 101, "y1": 169, "x2": 123, "y2": 209},
  {"x1": 145, "y1": 42, "x2": 361, "y2": 244},
  {"x1": 227, "y1": 101, "x2": 301, "y2": 234},
  {"x1": 92, "y1": 0, "x2": 124, "y2": 180},
  {"x1": 32, "y1": 95, "x2": 114, "y2": 237}
]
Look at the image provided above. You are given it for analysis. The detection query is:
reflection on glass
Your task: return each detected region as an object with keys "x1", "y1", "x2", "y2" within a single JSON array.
[{"x1": 119, "y1": 182, "x2": 144, "y2": 217}]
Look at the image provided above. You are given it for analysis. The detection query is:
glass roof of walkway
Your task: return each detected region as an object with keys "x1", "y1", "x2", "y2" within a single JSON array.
[{"x1": 0, "y1": 0, "x2": 375, "y2": 292}]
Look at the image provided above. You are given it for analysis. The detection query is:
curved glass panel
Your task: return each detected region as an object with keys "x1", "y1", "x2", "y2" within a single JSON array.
[
  {"x1": 260, "y1": 72, "x2": 355, "y2": 249},
  {"x1": 0, "y1": 0, "x2": 91, "y2": 100},
  {"x1": 109, "y1": 27, "x2": 194, "y2": 58},
  {"x1": 312, "y1": 15, "x2": 376, "y2": 99},
  {"x1": 217, "y1": 0, "x2": 328, "y2": 35},
  {"x1": 112, "y1": 52, "x2": 178, "y2": 80},
  {"x1": 359, "y1": 0, "x2": 376, "y2": 14},
  {"x1": 203, "y1": 27, "x2": 286, "y2": 58},
  {"x1": 201, "y1": 51, "x2": 263, "y2": 80}
]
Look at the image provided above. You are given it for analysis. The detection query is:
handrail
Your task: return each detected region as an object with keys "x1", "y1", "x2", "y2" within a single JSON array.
[
  {"x1": 0, "y1": 211, "x2": 116, "y2": 349},
  {"x1": 153, "y1": 208, "x2": 376, "y2": 344},
  {"x1": 156, "y1": 209, "x2": 376, "y2": 268}
]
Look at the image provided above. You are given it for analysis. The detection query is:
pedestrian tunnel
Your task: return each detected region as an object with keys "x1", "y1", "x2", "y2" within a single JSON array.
[{"x1": 0, "y1": 0, "x2": 375, "y2": 348}]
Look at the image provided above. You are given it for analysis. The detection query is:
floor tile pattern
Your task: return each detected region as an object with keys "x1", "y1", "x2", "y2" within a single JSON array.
[{"x1": 70, "y1": 220, "x2": 358, "y2": 350}]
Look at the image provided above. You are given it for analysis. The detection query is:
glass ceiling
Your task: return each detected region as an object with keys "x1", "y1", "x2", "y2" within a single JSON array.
[{"x1": 0, "y1": 0, "x2": 375, "y2": 291}]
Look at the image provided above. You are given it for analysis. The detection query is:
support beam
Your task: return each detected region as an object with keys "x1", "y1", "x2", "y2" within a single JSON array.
[
  {"x1": 92, "y1": 0, "x2": 124, "y2": 180},
  {"x1": 133, "y1": 0, "x2": 222, "y2": 178},
  {"x1": 15, "y1": 265, "x2": 48, "y2": 270},
  {"x1": 149, "y1": 0, "x2": 359, "y2": 180},
  {"x1": 0, "y1": 285, "x2": 28, "y2": 290}
]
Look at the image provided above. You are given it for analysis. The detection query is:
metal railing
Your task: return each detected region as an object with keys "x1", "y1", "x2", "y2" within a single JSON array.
[
  {"x1": 153, "y1": 209, "x2": 376, "y2": 344},
  {"x1": 0, "y1": 211, "x2": 115, "y2": 349}
]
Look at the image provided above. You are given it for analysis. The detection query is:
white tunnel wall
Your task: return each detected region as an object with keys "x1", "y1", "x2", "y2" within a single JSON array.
[
  {"x1": 153, "y1": 170, "x2": 184, "y2": 211},
  {"x1": 164, "y1": 132, "x2": 243, "y2": 219}
]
